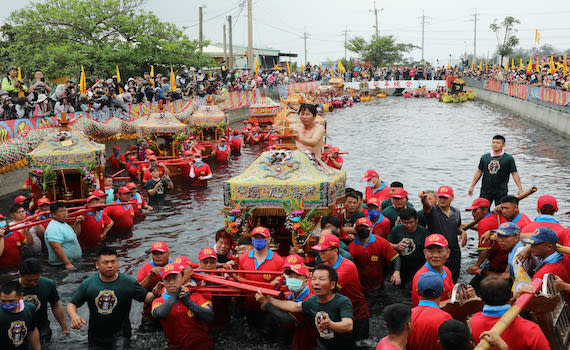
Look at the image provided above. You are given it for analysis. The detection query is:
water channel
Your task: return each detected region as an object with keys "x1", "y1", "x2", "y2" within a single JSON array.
[{"x1": 2, "y1": 97, "x2": 569, "y2": 349}]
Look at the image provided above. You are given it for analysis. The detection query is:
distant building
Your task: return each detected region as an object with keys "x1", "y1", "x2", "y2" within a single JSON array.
[{"x1": 203, "y1": 43, "x2": 297, "y2": 70}]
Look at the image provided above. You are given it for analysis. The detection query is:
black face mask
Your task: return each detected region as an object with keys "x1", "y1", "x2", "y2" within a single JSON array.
[{"x1": 356, "y1": 228, "x2": 370, "y2": 239}]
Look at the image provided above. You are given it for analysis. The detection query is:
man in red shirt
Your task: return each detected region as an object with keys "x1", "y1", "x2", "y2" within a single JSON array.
[
  {"x1": 376, "y1": 304, "x2": 412, "y2": 350},
  {"x1": 471, "y1": 275, "x2": 550, "y2": 349},
  {"x1": 465, "y1": 198, "x2": 507, "y2": 292},
  {"x1": 103, "y1": 186, "x2": 134, "y2": 234},
  {"x1": 125, "y1": 155, "x2": 140, "y2": 179},
  {"x1": 107, "y1": 145, "x2": 125, "y2": 171},
  {"x1": 348, "y1": 218, "x2": 401, "y2": 294},
  {"x1": 0, "y1": 214, "x2": 33, "y2": 268},
  {"x1": 127, "y1": 182, "x2": 152, "y2": 216},
  {"x1": 324, "y1": 147, "x2": 343, "y2": 169},
  {"x1": 75, "y1": 195, "x2": 113, "y2": 249},
  {"x1": 366, "y1": 198, "x2": 391, "y2": 238},
  {"x1": 138, "y1": 241, "x2": 172, "y2": 332},
  {"x1": 411, "y1": 234, "x2": 455, "y2": 307},
  {"x1": 151, "y1": 263, "x2": 214, "y2": 350},
  {"x1": 313, "y1": 234, "x2": 370, "y2": 343},
  {"x1": 211, "y1": 138, "x2": 230, "y2": 162},
  {"x1": 407, "y1": 272, "x2": 452, "y2": 350},
  {"x1": 228, "y1": 129, "x2": 242, "y2": 155},
  {"x1": 497, "y1": 195, "x2": 531, "y2": 228},
  {"x1": 32, "y1": 197, "x2": 52, "y2": 239},
  {"x1": 141, "y1": 156, "x2": 170, "y2": 182},
  {"x1": 361, "y1": 169, "x2": 390, "y2": 202},
  {"x1": 521, "y1": 195, "x2": 565, "y2": 239},
  {"x1": 188, "y1": 154, "x2": 212, "y2": 187}
]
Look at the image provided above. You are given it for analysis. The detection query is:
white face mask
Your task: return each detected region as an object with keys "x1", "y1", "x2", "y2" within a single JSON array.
[{"x1": 367, "y1": 180, "x2": 374, "y2": 187}]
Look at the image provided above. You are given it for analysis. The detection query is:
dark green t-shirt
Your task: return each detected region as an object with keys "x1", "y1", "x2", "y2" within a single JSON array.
[
  {"x1": 478, "y1": 152, "x2": 517, "y2": 194},
  {"x1": 381, "y1": 198, "x2": 414, "y2": 210},
  {"x1": 417, "y1": 209, "x2": 428, "y2": 228},
  {"x1": 387, "y1": 224, "x2": 428, "y2": 282},
  {"x1": 70, "y1": 273, "x2": 148, "y2": 342},
  {"x1": 0, "y1": 302, "x2": 37, "y2": 349},
  {"x1": 13, "y1": 277, "x2": 59, "y2": 331},
  {"x1": 301, "y1": 294, "x2": 355, "y2": 350},
  {"x1": 145, "y1": 178, "x2": 169, "y2": 198},
  {"x1": 381, "y1": 206, "x2": 408, "y2": 228}
]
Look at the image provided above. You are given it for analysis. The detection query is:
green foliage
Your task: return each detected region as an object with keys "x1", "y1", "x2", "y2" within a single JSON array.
[
  {"x1": 0, "y1": 0, "x2": 216, "y2": 81},
  {"x1": 489, "y1": 16, "x2": 520, "y2": 65},
  {"x1": 29, "y1": 166, "x2": 57, "y2": 193},
  {"x1": 346, "y1": 35, "x2": 416, "y2": 67}
]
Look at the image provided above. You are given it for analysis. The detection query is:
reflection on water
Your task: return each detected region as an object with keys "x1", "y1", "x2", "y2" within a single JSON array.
[{"x1": 1, "y1": 98, "x2": 569, "y2": 348}]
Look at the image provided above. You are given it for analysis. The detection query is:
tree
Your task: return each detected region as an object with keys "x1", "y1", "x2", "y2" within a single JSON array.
[
  {"x1": 346, "y1": 35, "x2": 415, "y2": 67},
  {"x1": 489, "y1": 16, "x2": 520, "y2": 65},
  {"x1": 0, "y1": 0, "x2": 215, "y2": 82}
]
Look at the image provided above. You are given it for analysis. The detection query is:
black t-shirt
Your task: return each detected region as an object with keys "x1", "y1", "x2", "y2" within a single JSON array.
[
  {"x1": 425, "y1": 205, "x2": 462, "y2": 250},
  {"x1": 145, "y1": 178, "x2": 169, "y2": 198},
  {"x1": 341, "y1": 210, "x2": 365, "y2": 227},
  {"x1": 13, "y1": 277, "x2": 59, "y2": 331},
  {"x1": 478, "y1": 152, "x2": 517, "y2": 194},
  {"x1": 387, "y1": 224, "x2": 428, "y2": 281},
  {"x1": 0, "y1": 302, "x2": 37, "y2": 349}
]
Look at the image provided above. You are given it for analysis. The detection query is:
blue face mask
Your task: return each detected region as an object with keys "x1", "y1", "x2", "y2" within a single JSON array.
[
  {"x1": 0, "y1": 302, "x2": 18, "y2": 311},
  {"x1": 368, "y1": 209, "x2": 379, "y2": 218},
  {"x1": 285, "y1": 277, "x2": 304, "y2": 293},
  {"x1": 252, "y1": 238, "x2": 267, "y2": 250}
]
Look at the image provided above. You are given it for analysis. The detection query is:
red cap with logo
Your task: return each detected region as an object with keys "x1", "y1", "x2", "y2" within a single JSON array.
[
  {"x1": 113, "y1": 144, "x2": 120, "y2": 150},
  {"x1": 151, "y1": 241, "x2": 169, "y2": 253},
  {"x1": 14, "y1": 195, "x2": 27, "y2": 204},
  {"x1": 424, "y1": 234, "x2": 449, "y2": 247},
  {"x1": 538, "y1": 195, "x2": 558, "y2": 211},
  {"x1": 118, "y1": 186, "x2": 130, "y2": 194},
  {"x1": 437, "y1": 186, "x2": 454, "y2": 198},
  {"x1": 198, "y1": 248, "x2": 217, "y2": 261},
  {"x1": 287, "y1": 263, "x2": 310, "y2": 278},
  {"x1": 367, "y1": 197, "x2": 381, "y2": 207},
  {"x1": 126, "y1": 182, "x2": 137, "y2": 190},
  {"x1": 251, "y1": 226, "x2": 270, "y2": 238},
  {"x1": 93, "y1": 189, "x2": 107, "y2": 197},
  {"x1": 355, "y1": 217, "x2": 372, "y2": 228},
  {"x1": 331, "y1": 147, "x2": 340, "y2": 153},
  {"x1": 392, "y1": 188, "x2": 408, "y2": 199},
  {"x1": 161, "y1": 263, "x2": 182, "y2": 279},
  {"x1": 465, "y1": 198, "x2": 491, "y2": 211},
  {"x1": 145, "y1": 149, "x2": 154, "y2": 155},
  {"x1": 149, "y1": 155, "x2": 158, "y2": 161},
  {"x1": 361, "y1": 169, "x2": 379, "y2": 181},
  {"x1": 284, "y1": 254, "x2": 304, "y2": 268},
  {"x1": 312, "y1": 234, "x2": 340, "y2": 251},
  {"x1": 172, "y1": 256, "x2": 192, "y2": 269},
  {"x1": 37, "y1": 197, "x2": 50, "y2": 206},
  {"x1": 86, "y1": 195, "x2": 98, "y2": 203}
]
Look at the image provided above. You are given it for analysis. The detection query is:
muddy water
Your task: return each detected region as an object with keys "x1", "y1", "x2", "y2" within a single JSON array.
[{"x1": 2, "y1": 97, "x2": 569, "y2": 349}]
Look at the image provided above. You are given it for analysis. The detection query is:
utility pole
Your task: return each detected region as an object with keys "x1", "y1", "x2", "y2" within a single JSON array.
[
  {"x1": 223, "y1": 24, "x2": 227, "y2": 64},
  {"x1": 343, "y1": 26, "x2": 351, "y2": 60},
  {"x1": 370, "y1": 1, "x2": 382, "y2": 39},
  {"x1": 199, "y1": 6, "x2": 204, "y2": 52},
  {"x1": 228, "y1": 16, "x2": 233, "y2": 69},
  {"x1": 303, "y1": 32, "x2": 309, "y2": 65},
  {"x1": 471, "y1": 9, "x2": 478, "y2": 62},
  {"x1": 421, "y1": 10, "x2": 425, "y2": 62},
  {"x1": 247, "y1": 0, "x2": 253, "y2": 73}
]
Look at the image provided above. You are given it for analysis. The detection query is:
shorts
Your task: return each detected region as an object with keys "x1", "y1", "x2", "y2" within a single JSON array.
[
  {"x1": 353, "y1": 317, "x2": 369, "y2": 340},
  {"x1": 480, "y1": 192, "x2": 507, "y2": 207},
  {"x1": 39, "y1": 325, "x2": 52, "y2": 344}
]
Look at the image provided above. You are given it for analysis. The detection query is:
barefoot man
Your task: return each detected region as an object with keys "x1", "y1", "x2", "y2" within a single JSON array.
[{"x1": 292, "y1": 103, "x2": 325, "y2": 158}]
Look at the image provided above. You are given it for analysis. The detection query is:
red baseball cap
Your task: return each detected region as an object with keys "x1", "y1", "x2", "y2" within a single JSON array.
[
  {"x1": 113, "y1": 144, "x2": 120, "y2": 150},
  {"x1": 392, "y1": 188, "x2": 408, "y2": 199},
  {"x1": 284, "y1": 254, "x2": 304, "y2": 268},
  {"x1": 145, "y1": 149, "x2": 154, "y2": 155},
  {"x1": 538, "y1": 195, "x2": 558, "y2": 211},
  {"x1": 118, "y1": 186, "x2": 130, "y2": 194},
  {"x1": 355, "y1": 217, "x2": 372, "y2": 228},
  {"x1": 437, "y1": 186, "x2": 454, "y2": 198},
  {"x1": 128, "y1": 156, "x2": 137, "y2": 161},
  {"x1": 251, "y1": 226, "x2": 270, "y2": 238},
  {"x1": 219, "y1": 137, "x2": 226, "y2": 142},
  {"x1": 286, "y1": 263, "x2": 310, "y2": 278},
  {"x1": 366, "y1": 198, "x2": 380, "y2": 208},
  {"x1": 465, "y1": 198, "x2": 491, "y2": 211},
  {"x1": 331, "y1": 147, "x2": 340, "y2": 153},
  {"x1": 37, "y1": 197, "x2": 50, "y2": 206},
  {"x1": 312, "y1": 234, "x2": 340, "y2": 251},
  {"x1": 151, "y1": 241, "x2": 169, "y2": 252},
  {"x1": 324, "y1": 144, "x2": 332, "y2": 149},
  {"x1": 161, "y1": 263, "x2": 182, "y2": 279},
  {"x1": 425, "y1": 234, "x2": 449, "y2": 247},
  {"x1": 361, "y1": 169, "x2": 379, "y2": 181},
  {"x1": 86, "y1": 195, "x2": 98, "y2": 203},
  {"x1": 172, "y1": 256, "x2": 192, "y2": 269},
  {"x1": 149, "y1": 155, "x2": 158, "y2": 161},
  {"x1": 232, "y1": 129, "x2": 239, "y2": 135},
  {"x1": 126, "y1": 182, "x2": 137, "y2": 190},
  {"x1": 14, "y1": 195, "x2": 27, "y2": 204},
  {"x1": 198, "y1": 248, "x2": 217, "y2": 261},
  {"x1": 92, "y1": 189, "x2": 107, "y2": 197}
]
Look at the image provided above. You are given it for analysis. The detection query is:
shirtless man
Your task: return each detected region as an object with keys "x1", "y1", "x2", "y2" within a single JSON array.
[{"x1": 292, "y1": 103, "x2": 325, "y2": 157}]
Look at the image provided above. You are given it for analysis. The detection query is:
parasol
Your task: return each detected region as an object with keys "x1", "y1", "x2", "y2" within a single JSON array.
[
  {"x1": 135, "y1": 109, "x2": 187, "y2": 137},
  {"x1": 191, "y1": 103, "x2": 228, "y2": 127}
]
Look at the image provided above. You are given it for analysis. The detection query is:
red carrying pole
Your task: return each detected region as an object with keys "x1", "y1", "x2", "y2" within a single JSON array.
[
  {"x1": 196, "y1": 269, "x2": 283, "y2": 275},
  {"x1": 192, "y1": 273, "x2": 283, "y2": 298},
  {"x1": 111, "y1": 169, "x2": 125, "y2": 178}
]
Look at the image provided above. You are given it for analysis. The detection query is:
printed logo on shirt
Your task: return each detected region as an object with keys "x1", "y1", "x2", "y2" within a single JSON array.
[
  {"x1": 8, "y1": 320, "x2": 27, "y2": 346},
  {"x1": 371, "y1": 255, "x2": 379, "y2": 262},
  {"x1": 488, "y1": 160, "x2": 501, "y2": 174},
  {"x1": 95, "y1": 290, "x2": 118, "y2": 314},
  {"x1": 263, "y1": 274, "x2": 272, "y2": 281},
  {"x1": 187, "y1": 309, "x2": 195, "y2": 319},
  {"x1": 315, "y1": 312, "x2": 334, "y2": 339},
  {"x1": 23, "y1": 294, "x2": 41, "y2": 311},
  {"x1": 399, "y1": 238, "x2": 416, "y2": 256}
]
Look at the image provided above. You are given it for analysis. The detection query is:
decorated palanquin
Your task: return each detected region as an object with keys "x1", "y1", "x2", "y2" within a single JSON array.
[
  {"x1": 27, "y1": 128, "x2": 105, "y2": 202},
  {"x1": 190, "y1": 96, "x2": 229, "y2": 156},
  {"x1": 223, "y1": 149, "x2": 346, "y2": 256},
  {"x1": 248, "y1": 91, "x2": 280, "y2": 125}
]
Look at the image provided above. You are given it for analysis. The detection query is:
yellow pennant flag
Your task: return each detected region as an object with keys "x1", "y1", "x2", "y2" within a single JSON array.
[
  {"x1": 80, "y1": 65, "x2": 87, "y2": 94},
  {"x1": 301, "y1": 64, "x2": 304, "y2": 73},
  {"x1": 471, "y1": 61, "x2": 475, "y2": 70},
  {"x1": 273, "y1": 59, "x2": 281, "y2": 71},
  {"x1": 150, "y1": 65, "x2": 155, "y2": 88},
  {"x1": 446, "y1": 62, "x2": 449, "y2": 73},
  {"x1": 255, "y1": 58, "x2": 259, "y2": 75},
  {"x1": 170, "y1": 66, "x2": 176, "y2": 92},
  {"x1": 479, "y1": 61, "x2": 482, "y2": 71},
  {"x1": 535, "y1": 56, "x2": 540, "y2": 74},
  {"x1": 526, "y1": 56, "x2": 533, "y2": 74},
  {"x1": 549, "y1": 55, "x2": 556, "y2": 74},
  {"x1": 17, "y1": 67, "x2": 25, "y2": 97},
  {"x1": 116, "y1": 65, "x2": 121, "y2": 83},
  {"x1": 519, "y1": 58, "x2": 524, "y2": 70},
  {"x1": 535, "y1": 30, "x2": 541, "y2": 45},
  {"x1": 485, "y1": 61, "x2": 488, "y2": 73},
  {"x1": 511, "y1": 58, "x2": 515, "y2": 72},
  {"x1": 286, "y1": 61, "x2": 291, "y2": 77},
  {"x1": 563, "y1": 53, "x2": 567, "y2": 77},
  {"x1": 505, "y1": 59, "x2": 509, "y2": 72},
  {"x1": 337, "y1": 60, "x2": 345, "y2": 73}
]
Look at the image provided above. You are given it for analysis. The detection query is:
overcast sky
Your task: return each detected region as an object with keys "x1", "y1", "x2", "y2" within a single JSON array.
[{"x1": 2, "y1": 0, "x2": 570, "y2": 65}]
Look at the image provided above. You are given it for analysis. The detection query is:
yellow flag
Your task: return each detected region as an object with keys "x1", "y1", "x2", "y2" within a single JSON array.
[
  {"x1": 485, "y1": 61, "x2": 488, "y2": 73},
  {"x1": 479, "y1": 61, "x2": 482, "y2": 71},
  {"x1": 471, "y1": 61, "x2": 475, "y2": 70},
  {"x1": 150, "y1": 65, "x2": 155, "y2": 88},
  {"x1": 17, "y1": 67, "x2": 24, "y2": 97},
  {"x1": 301, "y1": 64, "x2": 304, "y2": 73},
  {"x1": 255, "y1": 58, "x2": 259, "y2": 75},
  {"x1": 511, "y1": 58, "x2": 515, "y2": 71},
  {"x1": 286, "y1": 62, "x2": 291, "y2": 77},
  {"x1": 446, "y1": 62, "x2": 449, "y2": 73},
  {"x1": 519, "y1": 58, "x2": 523, "y2": 70},
  {"x1": 536, "y1": 57, "x2": 541, "y2": 73},
  {"x1": 526, "y1": 56, "x2": 533, "y2": 74},
  {"x1": 116, "y1": 65, "x2": 121, "y2": 83},
  {"x1": 170, "y1": 66, "x2": 176, "y2": 92},
  {"x1": 549, "y1": 55, "x2": 556, "y2": 74},
  {"x1": 505, "y1": 59, "x2": 509, "y2": 72},
  {"x1": 563, "y1": 53, "x2": 568, "y2": 77},
  {"x1": 80, "y1": 65, "x2": 87, "y2": 94},
  {"x1": 273, "y1": 59, "x2": 281, "y2": 71},
  {"x1": 535, "y1": 30, "x2": 540, "y2": 45},
  {"x1": 337, "y1": 60, "x2": 345, "y2": 73}
]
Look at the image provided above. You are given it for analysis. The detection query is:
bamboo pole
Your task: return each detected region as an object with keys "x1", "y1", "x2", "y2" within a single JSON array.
[{"x1": 192, "y1": 273, "x2": 283, "y2": 298}]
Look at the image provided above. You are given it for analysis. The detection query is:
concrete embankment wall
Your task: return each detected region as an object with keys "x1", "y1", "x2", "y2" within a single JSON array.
[
  {"x1": 0, "y1": 106, "x2": 251, "y2": 199},
  {"x1": 469, "y1": 86, "x2": 570, "y2": 139}
]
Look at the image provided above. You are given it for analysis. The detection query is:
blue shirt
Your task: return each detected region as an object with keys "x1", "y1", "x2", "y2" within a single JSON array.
[
  {"x1": 105, "y1": 188, "x2": 115, "y2": 204},
  {"x1": 44, "y1": 220, "x2": 82, "y2": 266}
]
